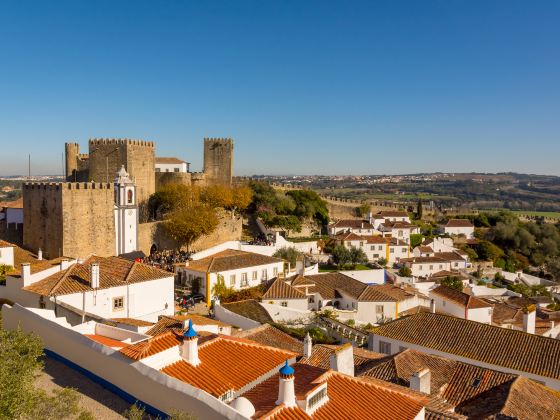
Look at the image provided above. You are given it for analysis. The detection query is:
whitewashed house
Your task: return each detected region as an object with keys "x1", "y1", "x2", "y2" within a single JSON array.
[
  {"x1": 329, "y1": 219, "x2": 375, "y2": 236},
  {"x1": 429, "y1": 285, "x2": 493, "y2": 324},
  {"x1": 379, "y1": 221, "x2": 419, "y2": 245},
  {"x1": 378, "y1": 211, "x2": 411, "y2": 223},
  {"x1": 2, "y1": 255, "x2": 174, "y2": 322},
  {"x1": 177, "y1": 249, "x2": 285, "y2": 305},
  {"x1": 0, "y1": 240, "x2": 15, "y2": 267},
  {"x1": 155, "y1": 157, "x2": 189, "y2": 173},
  {"x1": 443, "y1": 219, "x2": 475, "y2": 238}
]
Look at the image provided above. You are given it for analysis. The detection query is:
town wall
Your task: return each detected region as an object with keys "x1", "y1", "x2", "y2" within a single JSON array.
[
  {"x1": 203, "y1": 138, "x2": 233, "y2": 185},
  {"x1": 137, "y1": 212, "x2": 242, "y2": 255},
  {"x1": 155, "y1": 172, "x2": 192, "y2": 190}
]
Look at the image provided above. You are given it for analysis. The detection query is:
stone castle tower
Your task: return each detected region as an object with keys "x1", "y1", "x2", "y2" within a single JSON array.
[
  {"x1": 65, "y1": 139, "x2": 156, "y2": 210},
  {"x1": 203, "y1": 138, "x2": 233, "y2": 185}
]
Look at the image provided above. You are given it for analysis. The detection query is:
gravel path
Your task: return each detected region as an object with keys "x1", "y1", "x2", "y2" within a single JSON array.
[{"x1": 34, "y1": 356, "x2": 130, "y2": 419}]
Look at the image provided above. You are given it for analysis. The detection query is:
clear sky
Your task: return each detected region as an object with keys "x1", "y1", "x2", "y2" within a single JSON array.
[{"x1": 0, "y1": 1, "x2": 559, "y2": 176}]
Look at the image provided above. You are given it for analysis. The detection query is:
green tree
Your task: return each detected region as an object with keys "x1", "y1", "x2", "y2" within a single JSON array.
[
  {"x1": 398, "y1": 266, "x2": 412, "y2": 277},
  {"x1": 348, "y1": 246, "x2": 368, "y2": 267},
  {"x1": 410, "y1": 234, "x2": 423, "y2": 249},
  {"x1": 212, "y1": 274, "x2": 234, "y2": 300},
  {"x1": 271, "y1": 215, "x2": 302, "y2": 237},
  {"x1": 416, "y1": 199, "x2": 423, "y2": 220},
  {"x1": 273, "y1": 247, "x2": 302, "y2": 268},
  {"x1": 123, "y1": 403, "x2": 145, "y2": 420},
  {"x1": 0, "y1": 264, "x2": 12, "y2": 285},
  {"x1": 441, "y1": 276, "x2": 463, "y2": 291},
  {"x1": 477, "y1": 240, "x2": 505, "y2": 262},
  {"x1": 377, "y1": 258, "x2": 387, "y2": 267},
  {"x1": 332, "y1": 245, "x2": 351, "y2": 268},
  {"x1": 164, "y1": 204, "x2": 219, "y2": 252},
  {"x1": 354, "y1": 204, "x2": 371, "y2": 218}
]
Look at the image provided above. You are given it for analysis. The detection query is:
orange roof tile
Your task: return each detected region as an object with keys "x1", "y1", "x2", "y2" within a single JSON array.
[
  {"x1": 85, "y1": 334, "x2": 127, "y2": 349},
  {"x1": 263, "y1": 277, "x2": 306, "y2": 300},
  {"x1": 186, "y1": 249, "x2": 283, "y2": 273},
  {"x1": 160, "y1": 336, "x2": 295, "y2": 398},
  {"x1": 431, "y1": 285, "x2": 492, "y2": 309}
]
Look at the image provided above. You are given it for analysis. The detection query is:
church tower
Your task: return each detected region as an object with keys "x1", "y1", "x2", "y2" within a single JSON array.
[{"x1": 114, "y1": 165, "x2": 138, "y2": 256}]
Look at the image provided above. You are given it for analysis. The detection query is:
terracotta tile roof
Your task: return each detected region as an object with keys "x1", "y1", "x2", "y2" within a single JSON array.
[
  {"x1": 0, "y1": 197, "x2": 23, "y2": 209},
  {"x1": 262, "y1": 277, "x2": 306, "y2": 300},
  {"x1": 0, "y1": 239, "x2": 14, "y2": 248},
  {"x1": 291, "y1": 273, "x2": 367, "y2": 300},
  {"x1": 120, "y1": 330, "x2": 184, "y2": 360},
  {"x1": 357, "y1": 284, "x2": 415, "y2": 302},
  {"x1": 440, "y1": 361, "x2": 516, "y2": 407},
  {"x1": 186, "y1": 249, "x2": 283, "y2": 273},
  {"x1": 23, "y1": 255, "x2": 171, "y2": 296},
  {"x1": 364, "y1": 235, "x2": 388, "y2": 244},
  {"x1": 234, "y1": 324, "x2": 304, "y2": 355},
  {"x1": 243, "y1": 364, "x2": 426, "y2": 420},
  {"x1": 357, "y1": 349, "x2": 458, "y2": 395},
  {"x1": 445, "y1": 219, "x2": 474, "y2": 228},
  {"x1": 330, "y1": 219, "x2": 373, "y2": 229},
  {"x1": 6, "y1": 244, "x2": 69, "y2": 277},
  {"x1": 429, "y1": 270, "x2": 468, "y2": 280},
  {"x1": 85, "y1": 334, "x2": 127, "y2": 349},
  {"x1": 388, "y1": 238, "x2": 409, "y2": 246},
  {"x1": 372, "y1": 312, "x2": 560, "y2": 380},
  {"x1": 456, "y1": 376, "x2": 560, "y2": 419},
  {"x1": 111, "y1": 318, "x2": 155, "y2": 327},
  {"x1": 333, "y1": 232, "x2": 363, "y2": 241},
  {"x1": 160, "y1": 336, "x2": 295, "y2": 398},
  {"x1": 431, "y1": 285, "x2": 492, "y2": 309},
  {"x1": 155, "y1": 157, "x2": 186, "y2": 164},
  {"x1": 300, "y1": 344, "x2": 385, "y2": 370},
  {"x1": 383, "y1": 221, "x2": 416, "y2": 229},
  {"x1": 221, "y1": 299, "x2": 274, "y2": 324},
  {"x1": 433, "y1": 252, "x2": 467, "y2": 262},
  {"x1": 399, "y1": 305, "x2": 433, "y2": 317},
  {"x1": 401, "y1": 256, "x2": 450, "y2": 264},
  {"x1": 145, "y1": 314, "x2": 230, "y2": 336},
  {"x1": 416, "y1": 246, "x2": 434, "y2": 253}
]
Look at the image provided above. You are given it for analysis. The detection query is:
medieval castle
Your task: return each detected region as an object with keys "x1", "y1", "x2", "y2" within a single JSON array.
[{"x1": 22, "y1": 138, "x2": 236, "y2": 259}]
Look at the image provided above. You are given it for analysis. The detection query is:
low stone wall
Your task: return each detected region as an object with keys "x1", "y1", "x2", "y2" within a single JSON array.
[
  {"x1": 214, "y1": 303, "x2": 261, "y2": 330},
  {"x1": 138, "y1": 213, "x2": 242, "y2": 254}
]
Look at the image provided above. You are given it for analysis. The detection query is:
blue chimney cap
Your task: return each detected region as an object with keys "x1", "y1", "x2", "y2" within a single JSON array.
[
  {"x1": 183, "y1": 319, "x2": 197, "y2": 339},
  {"x1": 279, "y1": 360, "x2": 294, "y2": 376}
]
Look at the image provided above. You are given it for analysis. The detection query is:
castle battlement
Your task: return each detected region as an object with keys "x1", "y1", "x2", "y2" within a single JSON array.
[
  {"x1": 23, "y1": 182, "x2": 113, "y2": 191},
  {"x1": 88, "y1": 138, "x2": 155, "y2": 148},
  {"x1": 204, "y1": 137, "x2": 233, "y2": 145}
]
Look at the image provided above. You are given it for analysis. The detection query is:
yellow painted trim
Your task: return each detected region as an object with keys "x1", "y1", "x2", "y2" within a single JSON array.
[
  {"x1": 395, "y1": 301, "x2": 399, "y2": 319},
  {"x1": 386, "y1": 245, "x2": 390, "y2": 262},
  {"x1": 206, "y1": 272, "x2": 211, "y2": 307}
]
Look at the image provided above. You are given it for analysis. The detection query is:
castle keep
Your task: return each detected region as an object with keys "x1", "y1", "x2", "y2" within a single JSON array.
[{"x1": 23, "y1": 137, "x2": 235, "y2": 259}]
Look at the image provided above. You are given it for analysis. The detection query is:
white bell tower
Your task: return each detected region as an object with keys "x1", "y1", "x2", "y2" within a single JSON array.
[{"x1": 114, "y1": 165, "x2": 138, "y2": 256}]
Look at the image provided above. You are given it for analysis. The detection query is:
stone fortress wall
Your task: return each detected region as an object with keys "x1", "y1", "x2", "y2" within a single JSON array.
[
  {"x1": 21, "y1": 137, "x2": 237, "y2": 259},
  {"x1": 23, "y1": 182, "x2": 115, "y2": 259}
]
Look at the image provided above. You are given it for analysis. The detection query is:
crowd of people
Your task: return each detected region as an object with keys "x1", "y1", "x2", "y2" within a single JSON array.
[{"x1": 141, "y1": 249, "x2": 191, "y2": 272}]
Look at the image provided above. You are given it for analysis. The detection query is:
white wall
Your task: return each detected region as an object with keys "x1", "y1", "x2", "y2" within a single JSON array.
[
  {"x1": 155, "y1": 162, "x2": 188, "y2": 173},
  {"x1": 444, "y1": 226, "x2": 474, "y2": 238},
  {"x1": 214, "y1": 303, "x2": 262, "y2": 330},
  {"x1": 339, "y1": 269, "x2": 386, "y2": 285},
  {"x1": 260, "y1": 302, "x2": 313, "y2": 324},
  {"x1": 262, "y1": 298, "x2": 309, "y2": 311},
  {"x1": 408, "y1": 261, "x2": 450, "y2": 277},
  {"x1": 0, "y1": 245, "x2": 14, "y2": 266},
  {"x1": 6, "y1": 208, "x2": 23, "y2": 224},
  {"x1": 1, "y1": 304, "x2": 248, "y2": 419}
]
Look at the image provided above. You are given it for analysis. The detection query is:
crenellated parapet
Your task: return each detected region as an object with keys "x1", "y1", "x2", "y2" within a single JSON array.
[
  {"x1": 88, "y1": 138, "x2": 155, "y2": 148},
  {"x1": 23, "y1": 182, "x2": 113, "y2": 190}
]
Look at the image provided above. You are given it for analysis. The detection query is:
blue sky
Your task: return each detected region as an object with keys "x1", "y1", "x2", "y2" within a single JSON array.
[{"x1": 0, "y1": 1, "x2": 559, "y2": 176}]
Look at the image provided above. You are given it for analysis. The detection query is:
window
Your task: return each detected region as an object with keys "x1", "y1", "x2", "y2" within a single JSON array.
[
  {"x1": 39, "y1": 296, "x2": 46, "y2": 309},
  {"x1": 261, "y1": 269, "x2": 268, "y2": 281},
  {"x1": 402, "y1": 248, "x2": 407, "y2": 253},
  {"x1": 376, "y1": 305, "x2": 384, "y2": 315},
  {"x1": 440, "y1": 264, "x2": 444, "y2": 269},
  {"x1": 241, "y1": 273, "x2": 248, "y2": 287},
  {"x1": 398, "y1": 230, "x2": 403, "y2": 237},
  {"x1": 252, "y1": 271, "x2": 258, "y2": 281},
  {"x1": 454, "y1": 262, "x2": 459, "y2": 267},
  {"x1": 373, "y1": 254, "x2": 379, "y2": 258},
  {"x1": 359, "y1": 241, "x2": 364, "y2": 247},
  {"x1": 273, "y1": 267, "x2": 279, "y2": 276},
  {"x1": 113, "y1": 297, "x2": 124, "y2": 311},
  {"x1": 390, "y1": 248, "x2": 395, "y2": 254},
  {"x1": 370, "y1": 245, "x2": 375, "y2": 250},
  {"x1": 379, "y1": 341, "x2": 391, "y2": 354},
  {"x1": 229, "y1": 275, "x2": 236, "y2": 287},
  {"x1": 127, "y1": 189, "x2": 133, "y2": 204},
  {"x1": 419, "y1": 265, "x2": 423, "y2": 270},
  {"x1": 378, "y1": 245, "x2": 383, "y2": 251},
  {"x1": 308, "y1": 387, "x2": 327, "y2": 410},
  {"x1": 308, "y1": 296, "x2": 315, "y2": 303},
  {"x1": 429, "y1": 265, "x2": 433, "y2": 270},
  {"x1": 281, "y1": 301, "x2": 288, "y2": 307},
  {"x1": 165, "y1": 168, "x2": 169, "y2": 172},
  {"x1": 174, "y1": 168, "x2": 180, "y2": 172}
]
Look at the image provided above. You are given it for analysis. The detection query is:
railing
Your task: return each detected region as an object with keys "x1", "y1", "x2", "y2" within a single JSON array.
[{"x1": 318, "y1": 316, "x2": 368, "y2": 346}]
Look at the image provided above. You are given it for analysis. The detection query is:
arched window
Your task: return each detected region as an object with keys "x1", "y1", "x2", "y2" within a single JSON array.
[{"x1": 127, "y1": 189, "x2": 133, "y2": 204}]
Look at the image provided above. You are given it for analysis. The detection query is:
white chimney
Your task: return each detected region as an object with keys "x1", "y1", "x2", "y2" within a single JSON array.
[
  {"x1": 276, "y1": 360, "x2": 296, "y2": 407},
  {"x1": 21, "y1": 263, "x2": 31, "y2": 285},
  {"x1": 303, "y1": 332, "x2": 313, "y2": 359},
  {"x1": 329, "y1": 343, "x2": 354, "y2": 377},
  {"x1": 523, "y1": 305, "x2": 536, "y2": 335},
  {"x1": 181, "y1": 319, "x2": 200, "y2": 366},
  {"x1": 90, "y1": 263, "x2": 100, "y2": 289},
  {"x1": 368, "y1": 212, "x2": 373, "y2": 225},
  {"x1": 37, "y1": 249, "x2": 43, "y2": 261},
  {"x1": 60, "y1": 259, "x2": 70, "y2": 271},
  {"x1": 430, "y1": 299, "x2": 436, "y2": 313},
  {"x1": 410, "y1": 368, "x2": 431, "y2": 394}
]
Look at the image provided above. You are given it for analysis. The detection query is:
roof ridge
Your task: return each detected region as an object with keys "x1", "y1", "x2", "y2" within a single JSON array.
[
  {"x1": 124, "y1": 260, "x2": 137, "y2": 283},
  {"x1": 50, "y1": 263, "x2": 77, "y2": 296}
]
